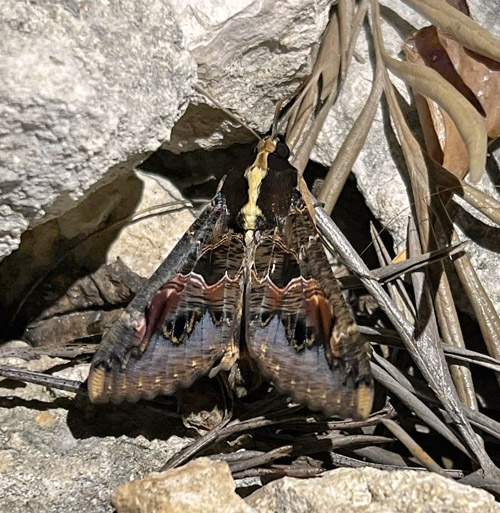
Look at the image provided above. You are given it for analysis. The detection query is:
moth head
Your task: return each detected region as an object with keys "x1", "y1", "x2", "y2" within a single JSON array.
[{"x1": 257, "y1": 135, "x2": 291, "y2": 161}]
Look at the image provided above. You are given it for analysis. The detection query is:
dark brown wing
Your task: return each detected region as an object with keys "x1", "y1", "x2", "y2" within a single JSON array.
[
  {"x1": 88, "y1": 193, "x2": 245, "y2": 404},
  {"x1": 246, "y1": 189, "x2": 373, "y2": 419}
]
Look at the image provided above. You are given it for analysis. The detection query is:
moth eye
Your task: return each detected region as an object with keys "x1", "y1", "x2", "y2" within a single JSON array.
[{"x1": 275, "y1": 141, "x2": 290, "y2": 159}]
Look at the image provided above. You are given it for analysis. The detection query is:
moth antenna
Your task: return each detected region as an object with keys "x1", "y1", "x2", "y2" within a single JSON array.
[{"x1": 194, "y1": 85, "x2": 261, "y2": 141}]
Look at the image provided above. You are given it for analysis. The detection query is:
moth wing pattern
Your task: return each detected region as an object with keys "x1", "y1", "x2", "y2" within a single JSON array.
[
  {"x1": 88, "y1": 193, "x2": 245, "y2": 404},
  {"x1": 246, "y1": 188, "x2": 373, "y2": 419}
]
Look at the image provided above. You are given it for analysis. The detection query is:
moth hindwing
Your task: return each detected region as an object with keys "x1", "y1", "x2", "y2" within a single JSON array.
[{"x1": 88, "y1": 136, "x2": 373, "y2": 419}]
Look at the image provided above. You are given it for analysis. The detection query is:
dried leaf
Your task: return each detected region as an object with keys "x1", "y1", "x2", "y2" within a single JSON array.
[
  {"x1": 404, "y1": 27, "x2": 471, "y2": 178},
  {"x1": 439, "y1": 33, "x2": 500, "y2": 138},
  {"x1": 383, "y1": 49, "x2": 487, "y2": 182},
  {"x1": 23, "y1": 259, "x2": 144, "y2": 346},
  {"x1": 404, "y1": 25, "x2": 500, "y2": 179},
  {"x1": 402, "y1": 0, "x2": 500, "y2": 62}
]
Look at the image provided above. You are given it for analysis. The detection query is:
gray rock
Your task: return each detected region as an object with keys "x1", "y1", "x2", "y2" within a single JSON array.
[
  {"x1": 0, "y1": 346, "x2": 193, "y2": 513},
  {"x1": 0, "y1": 0, "x2": 196, "y2": 260},
  {"x1": 165, "y1": 0, "x2": 332, "y2": 151},
  {"x1": 106, "y1": 171, "x2": 196, "y2": 278},
  {"x1": 245, "y1": 467, "x2": 500, "y2": 513},
  {"x1": 0, "y1": 406, "x2": 190, "y2": 513}
]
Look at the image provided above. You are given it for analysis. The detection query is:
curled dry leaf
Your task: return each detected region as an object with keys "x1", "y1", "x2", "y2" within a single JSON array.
[
  {"x1": 402, "y1": 0, "x2": 500, "y2": 62},
  {"x1": 23, "y1": 259, "x2": 145, "y2": 347},
  {"x1": 403, "y1": 10, "x2": 500, "y2": 180}
]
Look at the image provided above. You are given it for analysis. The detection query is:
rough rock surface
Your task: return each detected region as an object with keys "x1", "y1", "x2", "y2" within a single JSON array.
[
  {"x1": 165, "y1": 0, "x2": 332, "y2": 151},
  {"x1": 112, "y1": 457, "x2": 255, "y2": 513},
  {"x1": 110, "y1": 458, "x2": 500, "y2": 513},
  {"x1": 246, "y1": 467, "x2": 500, "y2": 513},
  {"x1": 0, "y1": 0, "x2": 196, "y2": 259},
  {"x1": 0, "y1": 344, "x2": 192, "y2": 513},
  {"x1": 106, "y1": 171, "x2": 196, "y2": 278}
]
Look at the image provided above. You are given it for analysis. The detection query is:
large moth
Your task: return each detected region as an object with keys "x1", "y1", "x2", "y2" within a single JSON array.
[{"x1": 88, "y1": 135, "x2": 373, "y2": 419}]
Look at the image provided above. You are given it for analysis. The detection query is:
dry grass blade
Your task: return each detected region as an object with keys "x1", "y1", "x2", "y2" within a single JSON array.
[
  {"x1": 332, "y1": 451, "x2": 463, "y2": 477},
  {"x1": 287, "y1": 13, "x2": 340, "y2": 174},
  {"x1": 368, "y1": 324, "x2": 500, "y2": 373},
  {"x1": 316, "y1": 205, "x2": 499, "y2": 476},
  {"x1": 227, "y1": 446, "x2": 293, "y2": 474},
  {"x1": 371, "y1": 359, "x2": 468, "y2": 456},
  {"x1": 431, "y1": 165, "x2": 500, "y2": 226},
  {"x1": 402, "y1": 0, "x2": 500, "y2": 62},
  {"x1": 409, "y1": 214, "x2": 478, "y2": 409},
  {"x1": 450, "y1": 230, "x2": 500, "y2": 374},
  {"x1": 344, "y1": 0, "x2": 370, "y2": 76},
  {"x1": 370, "y1": 241, "x2": 467, "y2": 283},
  {"x1": 372, "y1": 1, "x2": 481, "y2": 413},
  {"x1": 0, "y1": 364, "x2": 83, "y2": 392},
  {"x1": 431, "y1": 263, "x2": 478, "y2": 410},
  {"x1": 406, "y1": 218, "x2": 441, "y2": 344},
  {"x1": 464, "y1": 407, "x2": 500, "y2": 441},
  {"x1": 443, "y1": 346, "x2": 500, "y2": 374},
  {"x1": 372, "y1": 6, "x2": 433, "y2": 247},
  {"x1": 376, "y1": 358, "x2": 500, "y2": 445},
  {"x1": 381, "y1": 418, "x2": 448, "y2": 476},
  {"x1": 369, "y1": 223, "x2": 417, "y2": 324},
  {"x1": 337, "y1": 0, "x2": 353, "y2": 81},
  {"x1": 318, "y1": 65, "x2": 384, "y2": 214}
]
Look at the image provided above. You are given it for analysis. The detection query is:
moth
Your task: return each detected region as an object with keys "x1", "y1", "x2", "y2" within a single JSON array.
[{"x1": 88, "y1": 135, "x2": 373, "y2": 419}]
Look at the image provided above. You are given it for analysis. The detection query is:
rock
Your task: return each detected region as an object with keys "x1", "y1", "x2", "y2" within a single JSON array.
[
  {"x1": 0, "y1": 404, "x2": 191, "y2": 513},
  {"x1": 245, "y1": 467, "x2": 500, "y2": 513},
  {"x1": 111, "y1": 457, "x2": 255, "y2": 513},
  {"x1": 0, "y1": 171, "x2": 193, "y2": 335},
  {"x1": 0, "y1": 346, "x2": 193, "y2": 513},
  {"x1": 165, "y1": 0, "x2": 332, "y2": 151},
  {"x1": 106, "y1": 170, "x2": 196, "y2": 278},
  {"x1": 0, "y1": 0, "x2": 196, "y2": 260},
  {"x1": 22, "y1": 259, "x2": 145, "y2": 346}
]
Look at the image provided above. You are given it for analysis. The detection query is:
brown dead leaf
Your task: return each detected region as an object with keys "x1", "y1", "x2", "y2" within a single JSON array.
[
  {"x1": 403, "y1": 12, "x2": 500, "y2": 180},
  {"x1": 404, "y1": 27, "x2": 474, "y2": 178},
  {"x1": 175, "y1": 378, "x2": 225, "y2": 434},
  {"x1": 438, "y1": 33, "x2": 500, "y2": 138},
  {"x1": 23, "y1": 259, "x2": 144, "y2": 347}
]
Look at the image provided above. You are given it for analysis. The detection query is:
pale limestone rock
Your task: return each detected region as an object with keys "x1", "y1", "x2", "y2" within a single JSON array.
[
  {"x1": 0, "y1": 0, "x2": 196, "y2": 260},
  {"x1": 112, "y1": 457, "x2": 255, "y2": 513},
  {"x1": 165, "y1": 0, "x2": 332, "y2": 152},
  {"x1": 246, "y1": 467, "x2": 500, "y2": 513},
  {"x1": 106, "y1": 171, "x2": 196, "y2": 278}
]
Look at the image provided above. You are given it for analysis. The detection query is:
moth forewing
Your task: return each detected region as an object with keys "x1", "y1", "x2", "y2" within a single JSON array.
[
  {"x1": 88, "y1": 196, "x2": 245, "y2": 404},
  {"x1": 88, "y1": 135, "x2": 373, "y2": 419}
]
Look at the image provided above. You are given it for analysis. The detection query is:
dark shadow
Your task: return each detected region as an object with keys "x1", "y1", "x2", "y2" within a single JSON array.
[
  {"x1": 140, "y1": 142, "x2": 256, "y2": 201},
  {"x1": 0, "y1": 172, "x2": 144, "y2": 341},
  {"x1": 66, "y1": 392, "x2": 187, "y2": 441}
]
